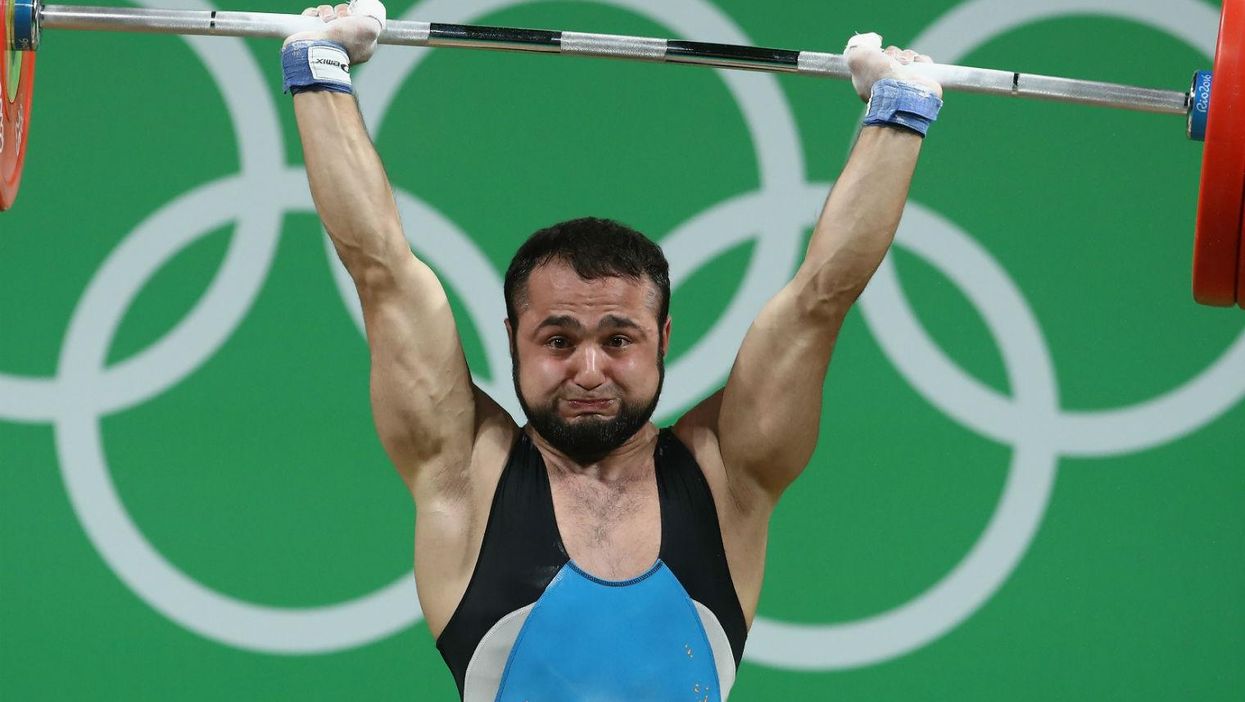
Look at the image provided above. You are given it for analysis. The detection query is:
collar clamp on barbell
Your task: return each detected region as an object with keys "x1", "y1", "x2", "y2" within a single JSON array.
[{"x1": 9, "y1": 0, "x2": 40, "y2": 51}]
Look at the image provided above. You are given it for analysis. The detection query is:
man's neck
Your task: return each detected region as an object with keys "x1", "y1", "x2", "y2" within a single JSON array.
[{"x1": 527, "y1": 423, "x2": 660, "y2": 482}]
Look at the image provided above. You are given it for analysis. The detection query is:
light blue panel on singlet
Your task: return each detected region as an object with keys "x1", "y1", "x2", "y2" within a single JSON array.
[{"x1": 494, "y1": 560, "x2": 722, "y2": 702}]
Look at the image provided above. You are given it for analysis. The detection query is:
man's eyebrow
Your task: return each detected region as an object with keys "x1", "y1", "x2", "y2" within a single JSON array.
[
  {"x1": 533, "y1": 315, "x2": 644, "y2": 334},
  {"x1": 536, "y1": 315, "x2": 585, "y2": 332},
  {"x1": 599, "y1": 315, "x2": 643, "y2": 332}
]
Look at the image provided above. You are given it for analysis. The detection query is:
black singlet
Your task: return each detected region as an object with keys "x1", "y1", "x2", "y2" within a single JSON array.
[{"x1": 435, "y1": 428, "x2": 749, "y2": 701}]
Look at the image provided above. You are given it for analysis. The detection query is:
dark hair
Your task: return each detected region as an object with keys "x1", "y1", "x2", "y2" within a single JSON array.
[{"x1": 504, "y1": 217, "x2": 671, "y2": 331}]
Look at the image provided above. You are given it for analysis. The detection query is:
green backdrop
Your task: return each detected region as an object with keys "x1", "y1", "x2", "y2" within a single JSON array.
[{"x1": 3, "y1": 0, "x2": 1243, "y2": 699}]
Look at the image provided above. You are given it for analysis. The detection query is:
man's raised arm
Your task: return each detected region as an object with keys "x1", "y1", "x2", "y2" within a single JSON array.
[
  {"x1": 286, "y1": 3, "x2": 496, "y2": 501},
  {"x1": 686, "y1": 35, "x2": 944, "y2": 502}
]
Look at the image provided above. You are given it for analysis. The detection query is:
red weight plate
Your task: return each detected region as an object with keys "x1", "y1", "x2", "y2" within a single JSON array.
[
  {"x1": 1, "y1": 0, "x2": 36, "y2": 212},
  {"x1": 1194, "y1": 0, "x2": 1245, "y2": 306}
]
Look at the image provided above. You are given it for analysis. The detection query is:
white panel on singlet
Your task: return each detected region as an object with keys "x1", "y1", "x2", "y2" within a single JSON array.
[
  {"x1": 694, "y1": 600, "x2": 737, "y2": 701},
  {"x1": 462, "y1": 604, "x2": 536, "y2": 702}
]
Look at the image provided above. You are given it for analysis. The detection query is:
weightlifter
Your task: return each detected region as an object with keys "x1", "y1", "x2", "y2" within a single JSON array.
[{"x1": 284, "y1": 1, "x2": 942, "y2": 698}]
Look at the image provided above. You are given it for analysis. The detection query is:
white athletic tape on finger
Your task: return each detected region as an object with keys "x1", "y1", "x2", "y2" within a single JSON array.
[
  {"x1": 348, "y1": 0, "x2": 387, "y2": 28},
  {"x1": 845, "y1": 32, "x2": 883, "y2": 53}
]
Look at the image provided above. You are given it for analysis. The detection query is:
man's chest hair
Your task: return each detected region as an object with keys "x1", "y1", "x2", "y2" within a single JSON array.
[{"x1": 550, "y1": 468, "x2": 658, "y2": 547}]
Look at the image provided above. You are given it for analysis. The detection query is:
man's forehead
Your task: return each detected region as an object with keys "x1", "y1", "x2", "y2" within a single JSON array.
[
  {"x1": 512, "y1": 263, "x2": 662, "y2": 334},
  {"x1": 522, "y1": 262, "x2": 657, "y2": 311}
]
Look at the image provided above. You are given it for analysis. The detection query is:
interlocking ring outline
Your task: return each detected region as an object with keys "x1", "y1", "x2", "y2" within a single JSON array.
[{"x1": 0, "y1": 0, "x2": 1239, "y2": 669}]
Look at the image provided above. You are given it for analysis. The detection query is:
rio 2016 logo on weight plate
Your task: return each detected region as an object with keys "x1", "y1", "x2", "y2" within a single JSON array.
[{"x1": 0, "y1": 0, "x2": 1240, "y2": 672}]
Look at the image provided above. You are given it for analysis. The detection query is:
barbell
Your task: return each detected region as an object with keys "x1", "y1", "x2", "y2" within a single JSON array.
[{"x1": 2, "y1": 0, "x2": 1244, "y2": 309}]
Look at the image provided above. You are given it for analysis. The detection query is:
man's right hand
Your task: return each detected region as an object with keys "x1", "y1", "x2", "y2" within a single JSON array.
[{"x1": 284, "y1": 0, "x2": 387, "y2": 64}]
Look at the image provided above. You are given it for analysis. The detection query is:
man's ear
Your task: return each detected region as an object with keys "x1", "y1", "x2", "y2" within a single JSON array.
[
  {"x1": 505, "y1": 319, "x2": 515, "y2": 353},
  {"x1": 660, "y1": 316, "x2": 672, "y2": 357}
]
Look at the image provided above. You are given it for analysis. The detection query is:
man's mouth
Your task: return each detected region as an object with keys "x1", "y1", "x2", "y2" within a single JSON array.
[{"x1": 564, "y1": 398, "x2": 614, "y2": 412}]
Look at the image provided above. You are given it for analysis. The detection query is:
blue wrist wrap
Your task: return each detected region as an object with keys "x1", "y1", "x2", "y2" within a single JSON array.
[
  {"x1": 282, "y1": 40, "x2": 353, "y2": 95},
  {"x1": 863, "y1": 79, "x2": 943, "y2": 137}
]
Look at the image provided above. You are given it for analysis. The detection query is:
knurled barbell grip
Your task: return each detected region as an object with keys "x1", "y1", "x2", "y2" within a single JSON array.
[{"x1": 33, "y1": 3, "x2": 1192, "y2": 116}]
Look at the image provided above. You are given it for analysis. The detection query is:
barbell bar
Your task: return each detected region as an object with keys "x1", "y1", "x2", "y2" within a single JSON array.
[{"x1": 2, "y1": 0, "x2": 1243, "y2": 308}]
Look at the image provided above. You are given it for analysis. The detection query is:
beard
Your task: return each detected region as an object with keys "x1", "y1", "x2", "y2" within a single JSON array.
[{"x1": 513, "y1": 349, "x2": 665, "y2": 465}]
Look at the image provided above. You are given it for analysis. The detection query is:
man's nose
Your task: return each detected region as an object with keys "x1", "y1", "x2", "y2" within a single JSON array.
[{"x1": 571, "y1": 345, "x2": 606, "y2": 390}]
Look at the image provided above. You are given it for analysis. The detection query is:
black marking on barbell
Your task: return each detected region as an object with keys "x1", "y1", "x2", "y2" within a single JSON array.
[
  {"x1": 665, "y1": 40, "x2": 800, "y2": 67},
  {"x1": 428, "y1": 23, "x2": 561, "y2": 48},
  {"x1": 1012, "y1": 72, "x2": 1020, "y2": 94},
  {"x1": 209, "y1": 10, "x2": 216, "y2": 30}
]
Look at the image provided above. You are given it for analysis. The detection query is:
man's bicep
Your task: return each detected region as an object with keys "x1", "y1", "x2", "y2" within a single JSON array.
[
  {"x1": 715, "y1": 283, "x2": 843, "y2": 497},
  {"x1": 358, "y1": 253, "x2": 482, "y2": 491}
]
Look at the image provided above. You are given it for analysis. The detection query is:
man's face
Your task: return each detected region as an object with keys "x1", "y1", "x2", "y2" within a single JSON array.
[{"x1": 508, "y1": 261, "x2": 671, "y2": 464}]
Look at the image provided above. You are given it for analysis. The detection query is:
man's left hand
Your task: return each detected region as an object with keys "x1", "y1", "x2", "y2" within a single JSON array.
[{"x1": 845, "y1": 33, "x2": 943, "y2": 101}]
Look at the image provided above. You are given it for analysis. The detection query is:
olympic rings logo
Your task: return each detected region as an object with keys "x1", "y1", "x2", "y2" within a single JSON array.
[{"x1": 0, "y1": 0, "x2": 1241, "y2": 671}]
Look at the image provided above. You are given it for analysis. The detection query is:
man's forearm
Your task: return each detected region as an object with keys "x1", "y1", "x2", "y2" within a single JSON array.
[
  {"x1": 294, "y1": 91, "x2": 406, "y2": 274},
  {"x1": 795, "y1": 125, "x2": 923, "y2": 312}
]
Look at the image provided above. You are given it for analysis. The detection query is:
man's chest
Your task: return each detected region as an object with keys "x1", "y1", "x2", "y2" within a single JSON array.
[{"x1": 548, "y1": 471, "x2": 661, "y2": 581}]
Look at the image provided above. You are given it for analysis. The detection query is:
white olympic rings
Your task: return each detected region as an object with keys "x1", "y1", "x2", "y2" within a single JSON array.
[{"x1": 0, "y1": 0, "x2": 1239, "y2": 670}]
